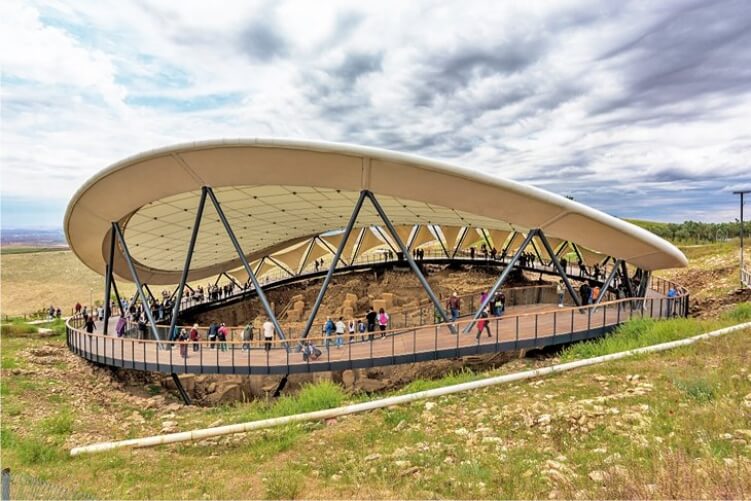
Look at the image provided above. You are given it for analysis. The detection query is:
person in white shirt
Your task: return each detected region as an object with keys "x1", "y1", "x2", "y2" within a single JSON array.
[
  {"x1": 335, "y1": 317, "x2": 346, "y2": 348},
  {"x1": 263, "y1": 319, "x2": 274, "y2": 352}
]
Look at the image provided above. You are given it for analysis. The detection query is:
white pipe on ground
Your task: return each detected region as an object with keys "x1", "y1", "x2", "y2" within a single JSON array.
[{"x1": 70, "y1": 321, "x2": 751, "y2": 456}]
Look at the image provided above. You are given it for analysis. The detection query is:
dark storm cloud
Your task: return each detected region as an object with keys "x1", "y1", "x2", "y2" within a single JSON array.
[
  {"x1": 238, "y1": 19, "x2": 289, "y2": 62},
  {"x1": 410, "y1": 39, "x2": 549, "y2": 107},
  {"x1": 332, "y1": 52, "x2": 383, "y2": 82},
  {"x1": 593, "y1": 0, "x2": 751, "y2": 114}
]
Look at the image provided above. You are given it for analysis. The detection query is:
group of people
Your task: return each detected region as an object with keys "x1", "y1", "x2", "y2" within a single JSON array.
[
  {"x1": 320, "y1": 306, "x2": 391, "y2": 349},
  {"x1": 170, "y1": 317, "x2": 277, "y2": 359}
]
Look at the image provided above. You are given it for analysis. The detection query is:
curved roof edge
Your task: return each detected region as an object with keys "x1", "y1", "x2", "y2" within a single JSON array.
[{"x1": 65, "y1": 138, "x2": 688, "y2": 284}]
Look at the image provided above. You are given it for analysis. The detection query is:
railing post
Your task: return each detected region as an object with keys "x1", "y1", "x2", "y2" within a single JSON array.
[{"x1": 552, "y1": 311, "x2": 557, "y2": 342}]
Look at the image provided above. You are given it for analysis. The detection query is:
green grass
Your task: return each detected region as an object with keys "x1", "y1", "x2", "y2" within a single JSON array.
[
  {"x1": 674, "y1": 377, "x2": 716, "y2": 402},
  {"x1": 237, "y1": 381, "x2": 347, "y2": 422},
  {"x1": 559, "y1": 302, "x2": 751, "y2": 362},
  {"x1": 1, "y1": 318, "x2": 39, "y2": 336}
]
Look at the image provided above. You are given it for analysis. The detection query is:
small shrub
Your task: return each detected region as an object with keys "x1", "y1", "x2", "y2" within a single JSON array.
[
  {"x1": 272, "y1": 381, "x2": 345, "y2": 417},
  {"x1": 41, "y1": 408, "x2": 74, "y2": 436},
  {"x1": 16, "y1": 436, "x2": 63, "y2": 465},
  {"x1": 722, "y1": 302, "x2": 751, "y2": 323},
  {"x1": 263, "y1": 466, "x2": 305, "y2": 499},
  {"x1": 674, "y1": 377, "x2": 715, "y2": 402}
]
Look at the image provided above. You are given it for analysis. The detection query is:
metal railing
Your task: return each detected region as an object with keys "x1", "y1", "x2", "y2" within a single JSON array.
[
  {"x1": 166, "y1": 250, "x2": 633, "y2": 336},
  {"x1": 67, "y1": 277, "x2": 689, "y2": 375},
  {"x1": 742, "y1": 265, "x2": 751, "y2": 288}
]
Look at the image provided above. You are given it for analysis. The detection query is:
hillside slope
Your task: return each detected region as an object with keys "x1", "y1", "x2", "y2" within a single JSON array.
[{"x1": 2, "y1": 312, "x2": 750, "y2": 499}]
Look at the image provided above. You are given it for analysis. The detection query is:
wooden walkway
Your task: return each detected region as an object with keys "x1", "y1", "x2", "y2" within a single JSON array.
[{"x1": 66, "y1": 292, "x2": 686, "y2": 375}]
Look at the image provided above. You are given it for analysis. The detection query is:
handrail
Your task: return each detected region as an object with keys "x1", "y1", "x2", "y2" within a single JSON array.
[
  {"x1": 166, "y1": 253, "x2": 641, "y2": 336},
  {"x1": 65, "y1": 275, "x2": 690, "y2": 376}
]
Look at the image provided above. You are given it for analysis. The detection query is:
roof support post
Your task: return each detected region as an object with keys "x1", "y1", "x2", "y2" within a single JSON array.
[
  {"x1": 620, "y1": 260, "x2": 635, "y2": 298},
  {"x1": 113, "y1": 223, "x2": 162, "y2": 342},
  {"x1": 206, "y1": 187, "x2": 288, "y2": 346},
  {"x1": 102, "y1": 227, "x2": 116, "y2": 335},
  {"x1": 317, "y1": 235, "x2": 351, "y2": 267},
  {"x1": 500, "y1": 230, "x2": 516, "y2": 257},
  {"x1": 266, "y1": 256, "x2": 295, "y2": 277},
  {"x1": 143, "y1": 283, "x2": 157, "y2": 307},
  {"x1": 554, "y1": 241, "x2": 569, "y2": 258},
  {"x1": 301, "y1": 191, "x2": 368, "y2": 339},
  {"x1": 593, "y1": 259, "x2": 621, "y2": 306},
  {"x1": 453, "y1": 227, "x2": 469, "y2": 258},
  {"x1": 530, "y1": 239, "x2": 545, "y2": 265},
  {"x1": 299, "y1": 238, "x2": 316, "y2": 273},
  {"x1": 364, "y1": 191, "x2": 454, "y2": 330},
  {"x1": 223, "y1": 272, "x2": 242, "y2": 289},
  {"x1": 537, "y1": 229, "x2": 582, "y2": 308},
  {"x1": 480, "y1": 228, "x2": 492, "y2": 250},
  {"x1": 463, "y1": 230, "x2": 537, "y2": 333},
  {"x1": 433, "y1": 225, "x2": 450, "y2": 258},
  {"x1": 637, "y1": 269, "x2": 650, "y2": 298},
  {"x1": 168, "y1": 187, "x2": 207, "y2": 343},
  {"x1": 571, "y1": 243, "x2": 585, "y2": 265},
  {"x1": 110, "y1": 275, "x2": 125, "y2": 318}
]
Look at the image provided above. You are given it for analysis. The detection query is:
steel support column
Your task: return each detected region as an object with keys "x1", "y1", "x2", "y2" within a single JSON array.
[
  {"x1": 365, "y1": 191, "x2": 453, "y2": 328},
  {"x1": 113, "y1": 223, "x2": 163, "y2": 342},
  {"x1": 463, "y1": 230, "x2": 537, "y2": 333},
  {"x1": 453, "y1": 227, "x2": 469, "y2": 257},
  {"x1": 302, "y1": 191, "x2": 368, "y2": 338},
  {"x1": 537, "y1": 230, "x2": 582, "y2": 307},
  {"x1": 143, "y1": 283, "x2": 157, "y2": 306},
  {"x1": 171, "y1": 373, "x2": 192, "y2": 405},
  {"x1": 593, "y1": 259, "x2": 621, "y2": 305},
  {"x1": 500, "y1": 231, "x2": 516, "y2": 257},
  {"x1": 110, "y1": 275, "x2": 125, "y2": 317},
  {"x1": 102, "y1": 227, "x2": 116, "y2": 335},
  {"x1": 433, "y1": 225, "x2": 450, "y2": 258},
  {"x1": 223, "y1": 272, "x2": 242, "y2": 289},
  {"x1": 206, "y1": 187, "x2": 288, "y2": 344},
  {"x1": 620, "y1": 260, "x2": 635, "y2": 298},
  {"x1": 168, "y1": 187, "x2": 207, "y2": 343}
]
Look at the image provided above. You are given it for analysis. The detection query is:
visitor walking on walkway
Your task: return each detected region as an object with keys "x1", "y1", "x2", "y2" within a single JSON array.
[
  {"x1": 207, "y1": 321, "x2": 218, "y2": 349},
  {"x1": 178, "y1": 329, "x2": 189, "y2": 359},
  {"x1": 190, "y1": 323, "x2": 200, "y2": 352},
  {"x1": 476, "y1": 308, "x2": 492, "y2": 339},
  {"x1": 84, "y1": 316, "x2": 96, "y2": 333},
  {"x1": 242, "y1": 322, "x2": 253, "y2": 351},
  {"x1": 217, "y1": 323, "x2": 228, "y2": 352},
  {"x1": 335, "y1": 317, "x2": 346, "y2": 348},
  {"x1": 378, "y1": 308, "x2": 389, "y2": 335},
  {"x1": 366, "y1": 307, "x2": 377, "y2": 340},
  {"x1": 357, "y1": 319, "x2": 366, "y2": 341},
  {"x1": 448, "y1": 292, "x2": 461, "y2": 325},
  {"x1": 263, "y1": 319, "x2": 274, "y2": 351},
  {"x1": 116, "y1": 316, "x2": 127, "y2": 337},
  {"x1": 348, "y1": 319, "x2": 356, "y2": 343},
  {"x1": 556, "y1": 281, "x2": 565, "y2": 307},
  {"x1": 324, "y1": 317, "x2": 335, "y2": 349}
]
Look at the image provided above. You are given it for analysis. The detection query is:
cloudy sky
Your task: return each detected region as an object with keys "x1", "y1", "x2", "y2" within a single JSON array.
[{"x1": 2, "y1": 0, "x2": 750, "y2": 229}]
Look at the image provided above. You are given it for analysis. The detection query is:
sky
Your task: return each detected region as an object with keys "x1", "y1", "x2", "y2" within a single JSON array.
[{"x1": 1, "y1": 0, "x2": 750, "y2": 230}]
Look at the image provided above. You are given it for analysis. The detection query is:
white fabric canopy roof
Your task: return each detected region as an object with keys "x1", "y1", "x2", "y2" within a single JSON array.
[{"x1": 65, "y1": 138, "x2": 687, "y2": 284}]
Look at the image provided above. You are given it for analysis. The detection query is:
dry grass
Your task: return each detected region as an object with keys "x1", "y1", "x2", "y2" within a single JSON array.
[
  {"x1": 2, "y1": 315, "x2": 750, "y2": 499},
  {"x1": 0, "y1": 250, "x2": 135, "y2": 316}
]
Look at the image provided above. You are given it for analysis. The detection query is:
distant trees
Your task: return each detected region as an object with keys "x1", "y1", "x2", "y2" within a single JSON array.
[{"x1": 631, "y1": 219, "x2": 747, "y2": 244}]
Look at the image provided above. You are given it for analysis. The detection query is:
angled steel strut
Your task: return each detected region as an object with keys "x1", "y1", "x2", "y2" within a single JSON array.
[
  {"x1": 113, "y1": 223, "x2": 162, "y2": 342},
  {"x1": 463, "y1": 229, "x2": 537, "y2": 333},
  {"x1": 206, "y1": 187, "x2": 288, "y2": 347}
]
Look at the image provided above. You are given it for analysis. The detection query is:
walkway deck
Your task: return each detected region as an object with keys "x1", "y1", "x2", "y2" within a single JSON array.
[{"x1": 67, "y1": 290, "x2": 687, "y2": 375}]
